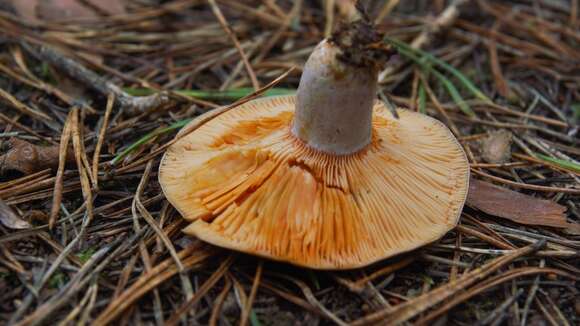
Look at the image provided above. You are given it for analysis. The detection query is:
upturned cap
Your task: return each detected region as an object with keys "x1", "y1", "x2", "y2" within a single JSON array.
[{"x1": 159, "y1": 96, "x2": 469, "y2": 269}]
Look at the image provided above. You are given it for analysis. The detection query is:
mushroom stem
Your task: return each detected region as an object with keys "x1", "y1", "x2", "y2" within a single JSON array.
[
  {"x1": 291, "y1": 20, "x2": 392, "y2": 155},
  {"x1": 292, "y1": 40, "x2": 377, "y2": 155}
]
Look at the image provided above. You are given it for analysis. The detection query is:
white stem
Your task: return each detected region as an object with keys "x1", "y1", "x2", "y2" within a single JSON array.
[{"x1": 291, "y1": 40, "x2": 378, "y2": 155}]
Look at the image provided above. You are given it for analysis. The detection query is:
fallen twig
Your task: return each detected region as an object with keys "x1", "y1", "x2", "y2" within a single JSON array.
[
  {"x1": 0, "y1": 138, "x2": 72, "y2": 175},
  {"x1": 20, "y1": 42, "x2": 170, "y2": 115}
]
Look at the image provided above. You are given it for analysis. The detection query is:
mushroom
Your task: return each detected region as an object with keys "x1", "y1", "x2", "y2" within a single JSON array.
[{"x1": 159, "y1": 18, "x2": 469, "y2": 269}]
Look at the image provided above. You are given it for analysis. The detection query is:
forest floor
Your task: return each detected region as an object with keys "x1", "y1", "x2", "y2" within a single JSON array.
[{"x1": 0, "y1": 0, "x2": 579, "y2": 325}]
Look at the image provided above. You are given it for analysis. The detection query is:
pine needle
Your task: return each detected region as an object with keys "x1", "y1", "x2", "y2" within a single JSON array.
[
  {"x1": 386, "y1": 37, "x2": 492, "y2": 103},
  {"x1": 535, "y1": 154, "x2": 580, "y2": 173},
  {"x1": 393, "y1": 44, "x2": 475, "y2": 117},
  {"x1": 124, "y1": 88, "x2": 295, "y2": 101},
  {"x1": 110, "y1": 119, "x2": 192, "y2": 166}
]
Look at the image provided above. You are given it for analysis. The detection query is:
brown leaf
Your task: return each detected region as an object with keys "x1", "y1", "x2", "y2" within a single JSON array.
[
  {"x1": 479, "y1": 130, "x2": 512, "y2": 164},
  {"x1": 4, "y1": 0, "x2": 38, "y2": 22},
  {"x1": 466, "y1": 178, "x2": 579, "y2": 232},
  {"x1": 83, "y1": 0, "x2": 126, "y2": 16},
  {"x1": 5, "y1": 0, "x2": 126, "y2": 22},
  {"x1": 37, "y1": 0, "x2": 99, "y2": 20},
  {"x1": 0, "y1": 138, "x2": 74, "y2": 175},
  {"x1": 0, "y1": 199, "x2": 31, "y2": 229}
]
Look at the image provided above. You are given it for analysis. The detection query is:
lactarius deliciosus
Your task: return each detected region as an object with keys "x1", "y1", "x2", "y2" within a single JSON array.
[{"x1": 159, "y1": 18, "x2": 470, "y2": 269}]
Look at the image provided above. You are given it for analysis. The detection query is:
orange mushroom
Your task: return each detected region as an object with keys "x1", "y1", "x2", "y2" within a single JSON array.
[{"x1": 159, "y1": 18, "x2": 469, "y2": 269}]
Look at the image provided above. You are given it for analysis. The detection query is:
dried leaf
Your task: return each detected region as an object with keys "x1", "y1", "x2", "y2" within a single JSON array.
[
  {"x1": 4, "y1": 0, "x2": 38, "y2": 22},
  {"x1": 6, "y1": 0, "x2": 126, "y2": 22},
  {"x1": 0, "y1": 199, "x2": 31, "y2": 229},
  {"x1": 479, "y1": 130, "x2": 512, "y2": 164},
  {"x1": 466, "y1": 178, "x2": 579, "y2": 232},
  {"x1": 84, "y1": 0, "x2": 126, "y2": 16},
  {"x1": 0, "y1": 138, "x2": 73, "y2": 175},
  {"x1": 37, "y1": 0, "x2": 99, "y2": 20}
]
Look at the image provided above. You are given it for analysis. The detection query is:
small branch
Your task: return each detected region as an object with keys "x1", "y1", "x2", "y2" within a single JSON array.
[
  {"x1": 0, "y1": 138, "x2": 71, "y2": 175},
  {"x1": 20, "y1": 42, "x2": 170, "y2": 115}
]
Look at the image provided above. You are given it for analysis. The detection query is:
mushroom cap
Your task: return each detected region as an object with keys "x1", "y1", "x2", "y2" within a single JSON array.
[{"x1": 159, "y1": 96, "x2": 469, "y2": 269}]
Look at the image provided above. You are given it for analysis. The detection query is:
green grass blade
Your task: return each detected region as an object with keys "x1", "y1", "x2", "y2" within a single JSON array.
[
  {"x1": 307, "y1": 270, "x2": 321, "y2": 290},
  {"x1": 386, "y1": 37, "x2": 492, "y2": 103},
  {"x1": 110, "y1": 118, "x2": 192, "y2": 166},
  {"x1": 250, "y1": 310, "x2": 262, "y2": 326},
  {"x1": 124, "y1": 87, "x2": 295, "y2": 101},
  {"x1": 432, "y1": 70, "x2": 476, "y2": 117},
  {"x1": 391, "y1": 45, "x2": 424, "y2": 68},
  {"x1": 535, "y1": 154, "x2": 580, "y2": 173},
  {"x1": 77, "y1": 247, "x2": 96, "y2": 263},
  {"x1": 572, "y1": 103, "x2": 580, "y2": 121},
  {"x1": 395, "y1": 45, "x2": 475, "y2": 117},
  {"x1": 418, "y1": 82, "x2": 426, "y2": 114}
]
